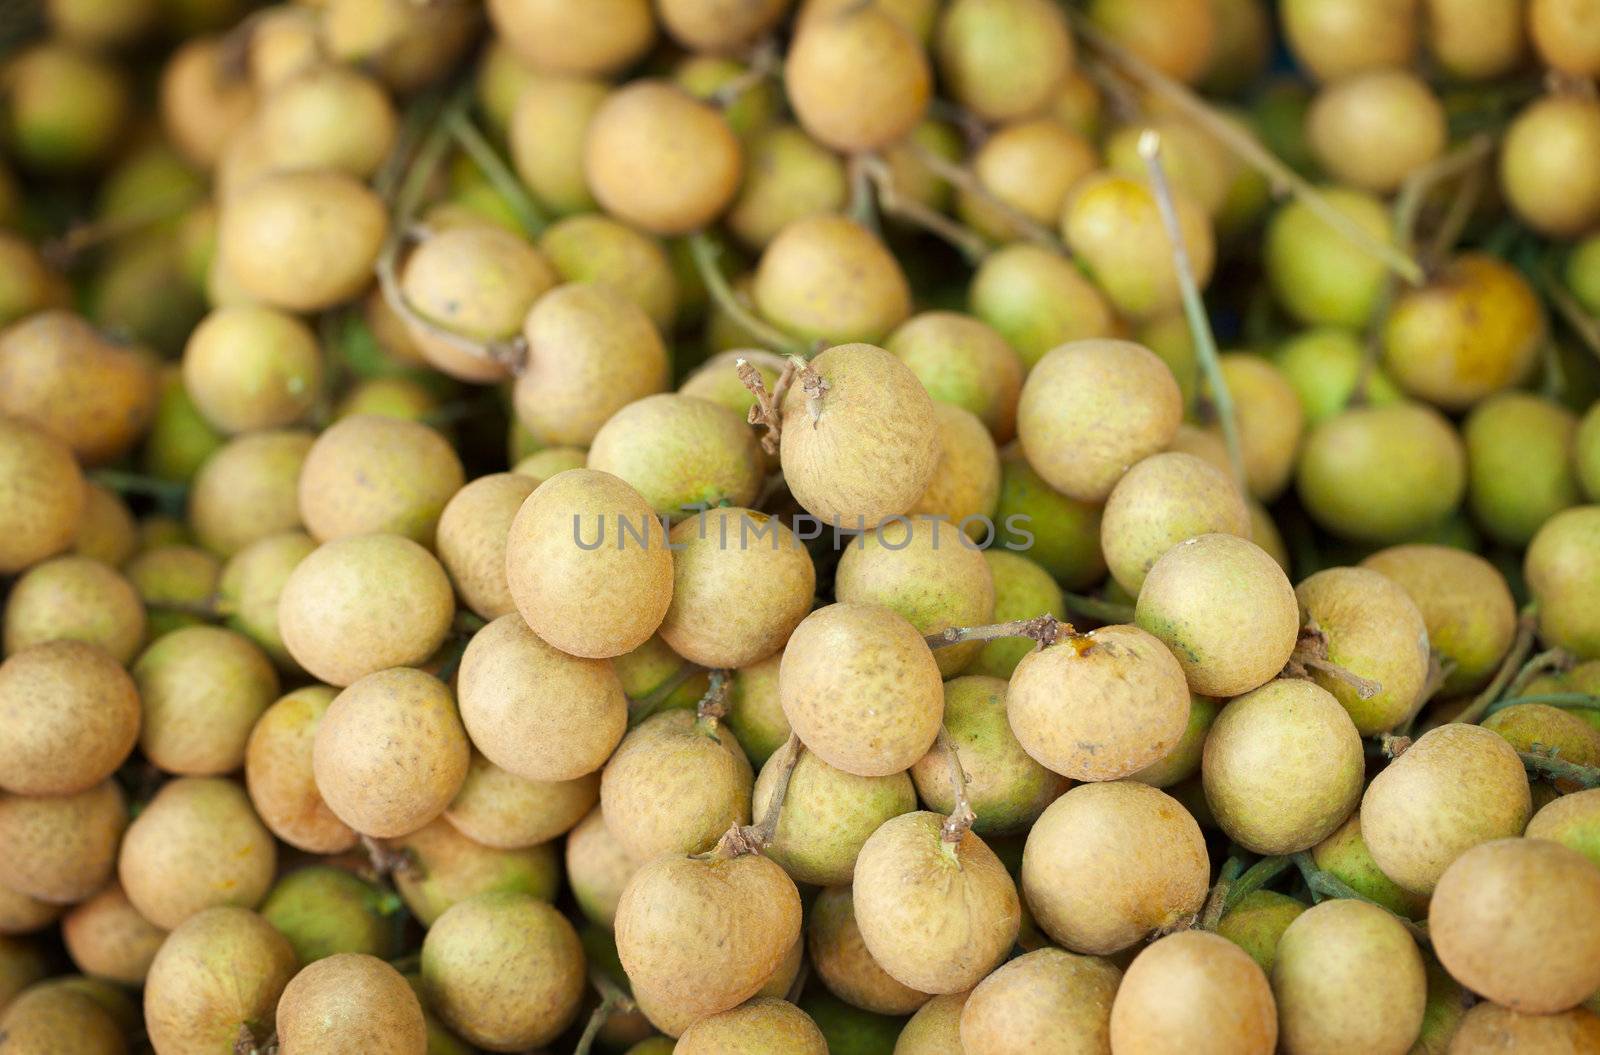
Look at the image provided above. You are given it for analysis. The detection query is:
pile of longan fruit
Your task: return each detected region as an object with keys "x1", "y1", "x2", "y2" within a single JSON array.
[{"x1": 2, "y1": 0, "x2": 1600, "y2": 1052}]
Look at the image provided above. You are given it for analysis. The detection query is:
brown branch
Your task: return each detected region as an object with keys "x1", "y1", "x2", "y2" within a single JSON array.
[
  {"x1": 737, "y1": 356, "x2": 792, "y2": 455},
  {"x1": 860, "y1": 153, "x2": 990, "y2": 263},
  {"x1": 360, "y1": 834, "x2": 417, "y2": 881},
  {"x1": 1281, "y1": 622, "x2": 1382, "y2": 700},
  {"x1": 905, "y1": 140, "x2": 1068, "y2": 252},
  {"x1": 924, "y1": 614, "x2": 1070, "y2": 650},
  {"x1": 712, "y1": 733, "x2": 803, "y2": 858},
  {"x1": 937, "y1": 726, "x2": 976, "y2": 844},
  {"x1": 695, "y1": 669, "x2": 733, "y2": 727}
]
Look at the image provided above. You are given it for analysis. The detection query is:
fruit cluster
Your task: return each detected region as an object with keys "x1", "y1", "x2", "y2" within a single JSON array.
[{"x1": 2, "y1": 0, "x2": 1600, "y2": 1052}]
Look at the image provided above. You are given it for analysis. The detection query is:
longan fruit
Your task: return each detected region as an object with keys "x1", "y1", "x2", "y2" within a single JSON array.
[
  {"x1": 0, "y1": 232, "x2": 69, "y2": 329},
  {"x1": 587, "y1": 394, "x2": 763, "y2": 520},
  {"x1": 0, "y1": 885, "x2": 63, "y2": 937},
  {"x1": 1281, "y1": 0, "x2": 1419, "y2": 81},
  {"x1": 398, "y1": 225, "x2": 558, "y2": 383},
  {"x1": 159, "y1": 39, "x2": 255, "y2": 170},
  {"x1": 435, "y1": 473, "x2": 538, "y2": 622},
  {"x1": 1063, "y1": 172, "x2": 1216, "y2": 322},
  {"x1": 0, "y1": 982, "x2": 127, "y2": 1054},
  {"x1": 758, "y1": 747, "x2": 917, "y2": 886},
  {"x1": 245, "y1": 686, "x2": 356, "y2": 854},
  {"x1": 961, "y1": 947, "x2": 1121, "y2": 1053},
  {"x1": 1360, "y1": 544, "x2": 1516, "y2": 695},
  {"x1": 1500, "y1": 95, "x2": 1600, "y2": 239},
  {"x1": 935, "y1": 0, "x2": 1074, "y2": 123},
  {"x1": 298, "y1": 414, "x2": 464, "y2": 546},
  {"x1": 444, "y1": 752, "x2": 598, "y2": 850},
  {"x1": 187, "y1": 428, "x2": 313, "y2": 557},
  {"x1": 677, "y1": 997, "x2": 828, "y2": 1055},
  {"x1": 659, "y1": 0, "x2": 790, "y2": 53},
  {"x1": 886, "y1": 311, "x2": 1024, "y2": 442},
  {"x1": 754, "y1": 215, "x2": 912, "y2": 347},
  {"x1": 600, "y1": 709, "x2": 753, "y2": 860},
  {"x1": 0, "y1": 310, "x2": 157, "y2": 466},
  {"x1": 658, "y1": 508, "x2": 815, "y2": 669},
  {"x1": 967, "y1": 551, "x2": 1065, "y2": 680},
  {"x1": 1271, "y1": 900, "x2": 1426, "y2": 1055},
  {"x1": 1022, "y1": 782, "x2": 1209, "y2": 955},
  {"x1": 142, "y1": 907, "x2": 297, "y2": 1055},
  {"x1": 1383, "y1": 254, "x2": 1545, "y2": 411},
  {"x1": 486, "y1": 0, "x2": 655, "y2": 76},
  {"x1": 117, "y1": 777, "x2": 276, "y2": 930},
  {"x1": 2, "y1": 555, "x2": 146, "y2": 664},
  {"x1": 262, "y1": 866, "x2": 397, "y2": 965},
  {"x1": 992, "y1": 449, "x2": 1108, "y2": 589},
  {"x1": 323, "y1": 0, "x2": 480, "y2": 94},
  {"x1": 1273, "y1": 327, "x2": 1403, "y2": 424},
  {"x1": 726, "y1": 124, "x2": 848, "y2": 251},
  {"x1": 584, "y1": 81, "x2": 742, "y2": 236},
  {"x1": 180, "y1": 305, "x2": 320, "y2": 434},
  {"x1": 1530, "y1": 0, "x2": 1600, "y2": 76},
  {"x1": 275, "y1": 954, "x2": 426, "y2": 1055},
  {"x1": 61, "y1": 883, "x2": 167, "y2": 987},
  {"x1": 1448, "y1": 1003, "x2": 1600, "y2": 1053},
  {"x1": 0, "y1": 780, "x2": 125, "y2": 904},
  {"x1": 390, "y1": 818, "x2": 560, "y2": 927},
  {"x1": 255, "y1": 65, "x2": 396, "y2": 180},
  {"x1": 218, "y1": 531, "x2": 318, "y2": 671},
  {"x1": 1216, "y1": 353, "x2": 1304, "y2": 501},
  {"x1": 1306, "y1": 69, "x2": 1445, "y2": 193},
  {"x1": 0, "y1": 415, "x2": 85, "y2": 575},
  {"x1": 1360, "y1": 723, "x2": 1531, "y2": 894},
  {"x1": 538, "y1": 213, "x2": 679, "y2": 332},
  {"x1": 1465, "y1": 392, "x2": 1580, "y2": 546},
  {"x1": 513, "y1": 284, "x2": 670, "y2": 448},
  {"x1": 1214, "y1": 891, "x2": 1305, "y2": 974},
  {"x1": 277, "y1": 533, "x2": 455, "y2": 687},
  {"x1": 1296, "y1": 566, "x2": 1431, "y2": 735},
  {"x1": 779, "y1": 602, "x2": 944, "y2": 777},
  {"x1": 1425, "y1": 0, "x2": 1525, "y2": 80},
  {"x1": 456, "y1": 612, "x2": 628, "y2": 783},
  {"x1": 1110, "y1": 931, "x2": 1277, "y2": 1055},
  {"x1": 898, "y1": 992, "x2": 968, "y2": 1054},
  {"x1": 218, "y1": 170, "x2": 387, "y2": 312},
  {"x1": 135, "y1": 625, "x2": 279, "y2": 776},
  {"x1": 1525, "y1": 506, "x2": 1600, "y2": 660},
  {"x1": 565, "y1": 807, "x2": 639, "y2": 930},
  {"x1": 1265, "y1": 186, "x2": 1392, "y2": 329},
  {"x1": 1101, "y1": 451, "x2": 1250, "y2": 595},
  {"x1": 3, "y1": 43, "x2": 129, "y2": 172},
  {"x1": 1202, "y1": 679, "x2": 1365, "y2": 854},
  {"x1": 1104, "y1": 117, "x2": 1232, "y2": 219},
  {"x1": 908, "y1": 403, "x2": 1003, "y2": 532},
  {"x1": 507, "y1": 73, "x2": 606, "y2": 217},
  {"x1": 0, "y1": 640, "x2": 137, "y2": 796},
  {"x1": 1311, "y1": 814, "x2": 1429, "y2": 919},
  {"x1": 785, "y1": 4, "x2": 931, "y2": 153},
  {"x1": 312, "y1": 667, "x2": 470, "y2": 839}
]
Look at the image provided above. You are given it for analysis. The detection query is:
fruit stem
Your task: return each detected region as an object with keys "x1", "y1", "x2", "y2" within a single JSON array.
[
  {"x1": 905, "y1": 139, "x2": 1067, "y2": 253},
  {"x1": 845, "y1": 154, "x2": 882, "y2": 234},
  {"x1": 1291, "y1": 853, "x2": 1431, "y2": 943},
  {"x1": 1138, "y1": 130, "x2": 1247, "y2": 490},
  {"x1": 859, "y1": 152, "x2": 990, "y2": 264},
  {"x1": 1282, "y1": 621, "x2": 1383, "y2": 700},
  {"x1": 1452, "y1": 606, "x2": 1538, "y2": 724},
  {"x1": 695, "y1": 669, "x2": 733, "y2": 732},
  {"x1": 1219, "y1": 855, "x2": 1293, "y2": 915},
  {"x1": 445, "y1": 108, "x2": 549, "y2": 238},
  {"x1": 1506, "y1": 647, "x2": 1575, "y2": 698},
  {"x1": 627, "y1": 662, "x2": 707, "y2": 727},
  {"x1": 792, "y1": 355, "x2": 829, "y2": 426},
  {"x1": 359, "y1": 835, "x2": 417, "y2": 881},
  {"x1": 1520, "y1": 748, "x2": 1600, "y2": 789},
  {"x1": 713, "y1": 733, "x2": 804, "y2": 858},
  {"x1": 736, "y1": 355, "x2": 793, "y2": 455},
  {"x1": 40, "y1": 187, "x2": 197, "y2": 269},
  {"x1": 1067, "y1": 9, "x2": 1426, "y2": 287},
  {"x1": 924, "y1": 614, "x2": 1071, "y2": 649},
  {"x1": 573, "y1": 972, "x2": 637, "y2": 1055},
  {"x1": 1199, "y1": 856, "x2": 1244, "y2": 931},
  {"x1": 1484, "y1": 692, "x2": 1600, "y2": 717},
  {"x1": 1061, "y1": 592, "x2": 1136, "y2": 625},
  {"x1": 232, "y1": 1023, "x2": 277, "y2": 1055},
  {"x1": 686, "y1": 232, "x2": 811, "y2": 357},
  {"x1": 1546, "y1": 271, "x2": 1600, "y2": 367},
  {"x1": 937, "y1": 726, "x2": 977, "y2": 845},
  {"x1": 711, "y1": 40, "x2": 779, "y2": 109}
]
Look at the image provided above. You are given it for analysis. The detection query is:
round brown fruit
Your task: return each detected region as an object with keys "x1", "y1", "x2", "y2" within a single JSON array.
[
  {"x1": 960, "y1": 946, "x2": 1121, "y2": 1053},
  {"x1": 599, "y1": 709, "x2": 753, "y2": 860},
  {"x1": 276, "y1": 953, "x2": 426, "y2": 1055},
  {"x1": 181, "y1": 305, "x2": 322, "y2": 435},
  {"x1": 1295, "y1": 566, "x2": 1431, "y2": 736},
  {"x1": 754, "y1": 216, "x2": 912, "y2": 347},
  {"x1": 785, "y1": 4, "x2": 931, "y2": 153},
  {"x1": 245, "y1": 686, "x2": 357, "y2": 854},
  {"x1": 1101, "y1": 451, "x2": 1250, "y2": 595},
  {"x1": 435, "y1": 472, "x2": 538, "y2": 621},
  {"x1": 586, "y1": 394, "x2": 764, "y2": 521},
  {"x1": 1109, "y1": 930, "x2": 1277, "y2": 1055},
  {"x1": 297, "y1": 414, "x2": 464, "y2": 546},
  {"x1": 676, "y1": 996, "x2": 828, "y2": 1055},
  {"x1": 143, "y1": 907, "x2": 297, "y2": 1055},
  {"x1": 0, "y1": 780, "x2": 126, "y2": 904},
  {"x1": 0, "y1": 641, "x2": 139, "y2": 796}
]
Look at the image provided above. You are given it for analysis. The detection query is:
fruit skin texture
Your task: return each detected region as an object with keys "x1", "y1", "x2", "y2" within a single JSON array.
[
  {"x1": 312, "y1": 667, "x2": 470, "y2": 839},
  {"x1": 277, "y1": 533, "x2": 455, "y2": 687},
  {"x1": 1531, "y1": 0, "x2": 1600, "y2": 75},
  {"x1": 587, "y1": 394, "x2": 764, "y2": 521},
  {"x1": 276, "y1": 954, "x2": 425, "y2": 1055},
  {"x1": 245, "y1": 686, "x2": 356, "y2": 855},
  {"x1": 1135, "y1": 533, "x2": 1300, "y2": 697},
  {"x1": 0, "y1": 640, "x2": 139, "y2": 796},
  {"x1": 1360, "y1": 723, "x2": 1532, "y2": 895},
  {"x1": 390, "y1": 818, "x2": 560, "y2": 928},
  {"x1": 807, "y1": 885, "x2": 930, "y2": 1015},
  {"x1": 143, "y1": 907, "x2": 297, "y2": 1055},
  {"x1": 1500, "y1": 95, "x2": 1600, "y2": 238},
  {"x1": 219, "y1": 170, "x2": 387, "y2": 312},
  {"x1": 615, "y1": 852, "x2": 801, "y2": 1036},
  {"x1": 2, "y1": 554, "x2": 146, "y2": 664},
  {"x1": 0, "y1": 980, "x2": 127, "y2": 1054},
  {"x1": 970, "y1": 551, "x2": 1065, "y2": 680},
  {"x1": 1296, "y1": 566, "x2": 1431, "y2": 735},
  {"x1": 1526, "y1": 787, "x2": 1600, "y2": 866},
  {"x1": 756, "y1": 218, "x2": 912, "y2": 347},
  {"x1": 1312, "y1": 814, "x2": 1430, "y2": 919},
  {"x1": 779, "y1": 602, "x2": 944, "y2": 778},
  {"x1": 1282, "y1": 0, "x2": 1418, "y2": 81},
  {"x1": 785, "y1": 5, "x2": 931, "y2": 153},
  {"x1": 1296, "y1": 402, "x2": 1466, "y2": 543},
  {"x1": 967, "y1": 243, "x2": 1114, "y2": 369},
  {"x1": 1305, "y1": 69, "x2": 1445, "y2": 194},
  {"x1": 935, "y1": 0, "x2": 1073, "y2": 122},
  {"x1": 1265, "y1": 187, "x2": 1391, "y2": 328},
  {"x1": 1383, "y1": 255, "x2": 1545, "y2": 412},
  {"x1": 1525, "y1": 506, "x2": 1600, "y2": 660},
  {"x1": 1431, "y1": 838, "x2": 1600, "y2": 1016},
  {"x1": 1218, "y1": 354, "x2": 1304, "y2": 502},
  {"x1": 182, "y1": 304, "x2": 321, "y2": 435},
  {"x1": 0, "y1": 780, "x2": 126, "y2": 904},
  {"x1": 421, "y1": 891, "x2": 586, "y2": 1052},
  {"x1": 1062, "y1": 173, "x2": 1215, "y2": 322},
  {"x1": 118, "y1": 777, "x2": 276, "y2": 930},
  {"x1": 676, "y1": 997, "x2": 829, "y2": 1055},
  {"x1": 959, "y1": 946, "x2": 1121, "y2": 1054},
  {"x1": 757, "y1": 746, "x2": 916, "y2": 886},
  {"x1": 135, "y1": 625, "x2": 278, "y2": 776},
  {"x1": 457, "y1": 613, "x2": 627, "y2": 783},
  {"x1": 1271, "y1": 899, "x2": 1426, "y2": 1055},
  {"x1": 436, "y1": 473, "x2": 538, "y2": 622},
  {"x1": 1360, "y1": 544, "x2": 1516, "y2": 695},
  {"x1": 1448, "y1": 1002, "x2": 1600, "y2": 1053},
  {"x1": 1022, "y1": 781, "x2": 1209, "y2": 955},
  {"x1": 1203, "y1": 679, "x2": 1365, "y2": 855},
  {"x1": 505, "y1": 468, "x2": 674, "y2": 660},
  {"x1": 852, "y1": 812, "x2": 1020, "y2": 994},
  {"x1": 297, "y1": 414, "x2": 465, "y2": 546},
  {"x1": 61, "y1": 882, "x2": 167, "y2": 986},
  {"x1": 1215, "y1": 890, "x2": 1306, "y2": 974},
  {"x1": 583, "y1": 81, "x2": 742, "y2": 236},
  {"x1": 1086, "y1": 0, "x2": 1216, "y2": 84},
  {"x1": 514, "y1": 283, "x2": 670, "y2": 448},
  {"x1": 1101, "y1": 450, "x2": 1250, "y2": 595},
  {"x1": 887, "y1": 310, "x2": 1023, "y2": 441},
  {"x1": 1109, "y1": 930, "x2": 1277, "y2": 1055},
  {"x1": 993, "y1": 450, "x2": 1108, "y2": 589},
  {"x1": 1009, "y1": 625, "x2": 1191, "y2": 782},
  {"x1": 599, "y1": 709, "x2": 753, "y2": 860},
  {"x1": 0, "y1": 415, "x2": 84, "y2": 574},
  {"x1": 1017, "y1": 339, "x2": 1183, "y2": 503},
  {"x1": 834, "y1": 517, "x2": 994, "y2": 676}
]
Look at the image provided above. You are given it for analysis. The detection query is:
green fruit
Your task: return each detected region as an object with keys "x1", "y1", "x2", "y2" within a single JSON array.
[
  {"x1": 1526, "y1": 506, "x2": 1600, "y2": 660},
  {"x1": 1577, "y1": 402, "x2": 1600, "y2": 503},
  {"x1": 4, "y1": 43, "x2": 129, "y2": 171},
  {"x1": 799, "y1": 990, "x2": 905, "y2": 1055},
  {"x1": 1310, "y1": 814, "x2": 1428, "y2": 918},
  {"x1": 1568, "y1": 234, "x2": 1600, "y2": 317},
  {"x1": 1215, "y1": 890, "x2": 1305, "y2": 974},
  {"x1": 756, "y1": 746, "x2": 915, "y2": 886},
  {"x1": 994, "y1": 450, "x2": 1107, "y2": 589},
  {"x1": 968, "y1": 243, "x2": 1113, "y2": 368},
  {"x1": 1265, "y1": 187, "x2": 1391, "y2": 328},
  {"x1": 1465, "y1": 392, "x2": 1581, "y2": 547},
  {"x1": 1273, "y1": 327, "x2": 1402, "y2": 424},
  {"x1": 1297, "y1": 402, "x2": 1466, "y2": 543},
  {"x1": 260, "y1": 866, "x2": 398, "y2": 963},
  {"x1": 967, "y1": 550, "x2": 1065, "y2": 679}
]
